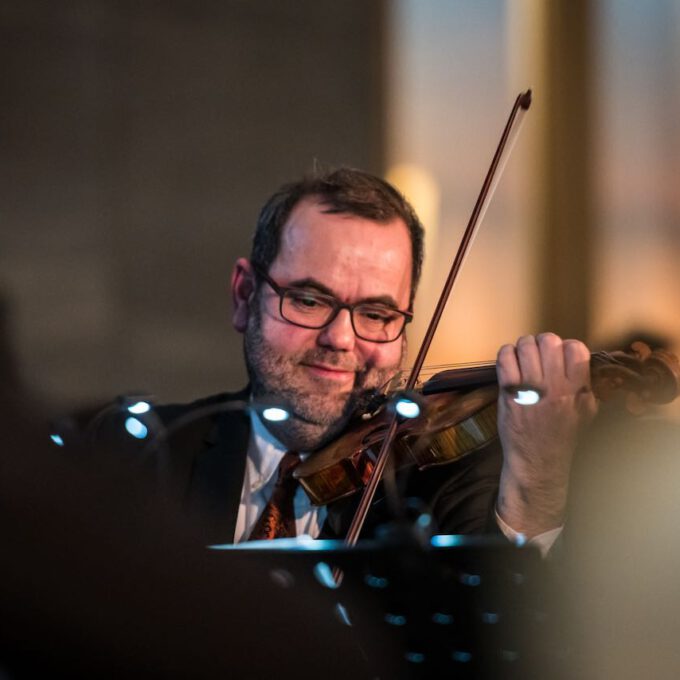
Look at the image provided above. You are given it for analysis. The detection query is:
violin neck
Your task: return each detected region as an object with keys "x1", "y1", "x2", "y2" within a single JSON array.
[
  {"x1": 421, "y1": 351, "x2": 617, "y2": 395},
  {"x1": 421, "y1": 364, "x2": 497, "y2": 395}
]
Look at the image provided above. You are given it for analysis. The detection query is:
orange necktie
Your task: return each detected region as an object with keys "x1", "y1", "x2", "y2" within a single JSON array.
[{"x1": 248, "y1": 452, "x2": 301, "y2": 540}]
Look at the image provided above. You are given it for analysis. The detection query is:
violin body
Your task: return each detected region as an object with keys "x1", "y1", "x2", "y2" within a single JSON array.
[{"x1": 296, "y1": 386, "x2": 499, "y2": 506}]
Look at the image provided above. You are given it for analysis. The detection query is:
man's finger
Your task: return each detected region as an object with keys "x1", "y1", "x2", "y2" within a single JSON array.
[
  {"x1": 515, "y1": 335, "x2": 544, "y2": 386},
  {"x1": 537, "y1": 332, "x2": 567, "y2": 391},
  {"x1": 563, "y1": 338, "x2": 591, "y2": 387},
  {"x1": 496, "y1": 343, "x2": 521, "y2": 387}
]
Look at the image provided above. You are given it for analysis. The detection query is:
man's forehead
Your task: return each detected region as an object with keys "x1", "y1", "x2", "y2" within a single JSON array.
[
  {"x1": 280, "y1": 196, "x2": 410, "y2": 246},
  {"x1": 283, "y1": 195, "x2": 345, "y2": 227}
]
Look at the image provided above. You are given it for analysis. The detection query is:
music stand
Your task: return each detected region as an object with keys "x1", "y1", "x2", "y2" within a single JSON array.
[{"x1": 211, "y1": 532, "x2": 550, "y2": 679}]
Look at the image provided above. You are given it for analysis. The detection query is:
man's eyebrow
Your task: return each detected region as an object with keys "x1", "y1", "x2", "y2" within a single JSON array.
[{"x1": 286, "y1": 277, "x2": 402, "y2": 309}]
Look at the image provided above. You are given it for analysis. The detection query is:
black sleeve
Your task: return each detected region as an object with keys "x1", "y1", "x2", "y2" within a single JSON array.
[{"x1": 408, "y1": 439, "x2": 504, "y2": 535}]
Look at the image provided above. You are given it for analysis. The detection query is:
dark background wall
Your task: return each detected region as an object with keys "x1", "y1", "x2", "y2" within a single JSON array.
[{"x1": 1, "y1": 0, "x2": 385, "y2": 409}]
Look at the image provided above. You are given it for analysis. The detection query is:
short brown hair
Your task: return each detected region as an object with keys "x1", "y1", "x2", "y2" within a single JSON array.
[{"x1": 250, "y1": 167, "x2": 425, "y2": 306}]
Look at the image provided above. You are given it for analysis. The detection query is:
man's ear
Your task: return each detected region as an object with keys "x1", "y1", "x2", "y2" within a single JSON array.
[{"x1": 231, "y1": 258, "x2": 256, "y2": 333}]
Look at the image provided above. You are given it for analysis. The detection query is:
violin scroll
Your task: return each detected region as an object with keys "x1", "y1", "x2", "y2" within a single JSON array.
[{"x1": 591, "y1": 342, "x2": 680, "y2": 414}]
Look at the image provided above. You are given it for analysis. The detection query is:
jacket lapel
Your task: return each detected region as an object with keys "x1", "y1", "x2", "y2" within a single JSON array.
[{"x1": 178, "y1": 392, "x2": 251, "y2": 544}]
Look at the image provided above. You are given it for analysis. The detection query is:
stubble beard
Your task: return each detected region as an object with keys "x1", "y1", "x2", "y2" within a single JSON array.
[{"x1": 244, "y1": 310, "x2": 404, "y2": 452}]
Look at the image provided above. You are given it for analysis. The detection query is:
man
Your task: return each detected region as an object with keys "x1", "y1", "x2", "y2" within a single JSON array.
[{"x1": 159, "y1": 167, "x2": 596, "y2": 547}]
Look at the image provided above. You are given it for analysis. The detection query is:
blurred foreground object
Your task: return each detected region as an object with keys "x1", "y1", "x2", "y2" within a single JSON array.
[{"x1": 558, "y1": 413, "x2": 680, "y2": 680}]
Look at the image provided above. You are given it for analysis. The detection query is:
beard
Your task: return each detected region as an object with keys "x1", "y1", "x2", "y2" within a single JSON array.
[{"x1": 244, "y1": 309, "x2": 404, "y2": 452}]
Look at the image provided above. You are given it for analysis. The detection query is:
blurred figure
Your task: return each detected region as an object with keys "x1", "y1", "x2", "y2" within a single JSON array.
[{"x1": 557, "y1": 411, "x2": 680, "y2": 679}]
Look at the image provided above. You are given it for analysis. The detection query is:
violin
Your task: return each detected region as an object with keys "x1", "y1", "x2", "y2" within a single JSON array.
[{"x1": 294, "y1": 342, "x2": 680, "y2": 507}]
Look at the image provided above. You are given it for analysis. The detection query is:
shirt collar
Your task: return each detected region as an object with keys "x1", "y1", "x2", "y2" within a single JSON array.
[{"x1": 248, "y1": 408, "x2": 288, "y2": 491}]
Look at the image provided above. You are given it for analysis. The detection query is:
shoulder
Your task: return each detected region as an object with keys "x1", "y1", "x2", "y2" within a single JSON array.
[
  {"x1": 72, "y1": 388, "x2": 250, "y2": 455},
  {"x1": 154, "y1": 387, "x2": 250, "y2": 426}
]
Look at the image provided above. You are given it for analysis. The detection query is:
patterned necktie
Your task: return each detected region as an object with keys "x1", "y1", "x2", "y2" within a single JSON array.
[{"x1": 248, "y1": 451, "x2": 301, "y2": 540}]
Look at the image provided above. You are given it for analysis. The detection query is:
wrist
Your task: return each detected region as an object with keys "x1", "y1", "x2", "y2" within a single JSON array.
[{"x1": 497, "y1": 463, "x2": 568, "y2": 537}]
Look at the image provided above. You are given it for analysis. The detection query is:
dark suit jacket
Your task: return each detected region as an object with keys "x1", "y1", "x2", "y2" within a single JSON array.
[{"x1": 155, "y1": 390, "x2": 504, "y2": 545}]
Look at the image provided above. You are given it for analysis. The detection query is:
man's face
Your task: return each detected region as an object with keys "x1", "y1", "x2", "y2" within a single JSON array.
[{"x1": 235, "y1": 197, "x2": 413, "y2": 451}]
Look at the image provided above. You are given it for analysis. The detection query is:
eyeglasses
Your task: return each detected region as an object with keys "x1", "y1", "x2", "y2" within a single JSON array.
[{"x1": 253, "y1": 265, "x2": 413, "y2": 343}]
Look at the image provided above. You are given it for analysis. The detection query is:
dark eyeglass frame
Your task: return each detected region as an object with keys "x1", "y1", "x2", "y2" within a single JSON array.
[{"x1": 253, "y1": 264, "x2": 413, "y2": 343}]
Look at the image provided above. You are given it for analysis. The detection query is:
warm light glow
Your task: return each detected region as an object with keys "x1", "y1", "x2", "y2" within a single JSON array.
[{"x1": 386, "y1": 163, "x2": 440, "y2": 234}]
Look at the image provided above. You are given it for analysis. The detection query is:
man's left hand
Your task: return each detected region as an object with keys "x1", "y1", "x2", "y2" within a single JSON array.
[{"x1": 495, "y1": 333, "x2": 597, "y2": 538}]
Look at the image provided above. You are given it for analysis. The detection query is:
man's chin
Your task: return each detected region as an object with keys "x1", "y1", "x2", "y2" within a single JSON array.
[
  {"x1": 276, "y1": 378, "x2": 352, "y2": 418},
  {"x1": 265, "y1": 413, "x2": 347, "y2": 452},
  {"x1": 292, "y1": 399, "x2": 350, "y2": 432}
]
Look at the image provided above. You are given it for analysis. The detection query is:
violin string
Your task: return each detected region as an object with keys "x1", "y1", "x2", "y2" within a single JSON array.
[
  {"x1": 382, "y1": 351, "x2": 629, "y2": 401},
  {"x1": 382, "y1": 361, "x2": 497, "y2": 391},
  {"x1": 385, "y1": 353, "x2": 626, "y2": 393}
]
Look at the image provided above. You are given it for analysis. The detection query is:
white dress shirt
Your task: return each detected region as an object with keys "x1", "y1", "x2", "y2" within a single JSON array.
[
  {"x1": 495, "y1": 510, "x2": 562, "y2": 558},
  {"x1": 233, "y1": 410, "x2": 327, "y2": 543}
]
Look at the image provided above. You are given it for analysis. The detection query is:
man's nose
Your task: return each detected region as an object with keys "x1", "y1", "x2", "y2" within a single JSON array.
[{"x1": 317, "y1": 309, "x2": 356, "y2": 351}]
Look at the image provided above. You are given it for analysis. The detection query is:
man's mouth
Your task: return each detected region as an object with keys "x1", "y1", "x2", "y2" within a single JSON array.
[{"x1": 301, "y1": 362, "x2": 357, "y2": 383}]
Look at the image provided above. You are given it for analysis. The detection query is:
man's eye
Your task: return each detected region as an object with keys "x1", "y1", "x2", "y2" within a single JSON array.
[
  {"x1": 287, "y1": 292, "x2": 328, "y2": 310},
  {"x1": 357, "y1": 307, "x2": 398, "y2": 324}
]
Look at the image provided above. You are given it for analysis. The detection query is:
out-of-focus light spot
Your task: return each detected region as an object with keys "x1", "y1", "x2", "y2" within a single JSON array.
[
  {"x1": 386, "y1": 163, "x2": 441, "y2": 239},
  {"x1": 482, "y1": 611, "x2": 500, "y2": 624},
  {"x1": 432, "y1": 612, "x2": 454, "y2": 625},
  {"x1": 364, "y1": 574, "x2": 389, "y2": 589},
  {"x1": 501, "y1": 649, "x2": 519, "y2": 662},
  {"x1": 405, "y1": 652, "x2": 425, "y2": 664},
  {"x1": 452, "y1": 651, "x2": 472, "y2": 663},
  {"x1": 262, "y1": 407, "x2": 289, "y2": 422},
  {"x1": 431, "y1": 534, "x2": 464, "y2": 548},
  {"x1": 385, "y1": 613, "x2": 407, "y2": 626},
  {"x1": 395, "y1": 398, "x2": 420, "y2": 419},
  {"x1": 286, "y1": 536, "x2": 338, "y2": 551},
  {"x1": 269, "y1": 569, "x2": 295, "y2": 589},
  {"x1": 313, "y1": 562, "x2": 339, "y2": 589},
  {"x1": 50, "y1": 434, "x2": 64, "y2": 447},
  {"x1": 334, "y1": 603, "x2": 352, "y2": 626},
  {"x1": 294, "y1": 534, "x2": 315, "y2": 546},
  {"x1": 127, "y1": 401, "x2": 151, "y2": 414},
  {"x1": 124, "y1": 417, "x2": 148, "y2": 439},
  {"x1": 417, "y1": 513, "x2": 432, "y2": 529},
  {"x1": 208, "y1": 537, "x2": 342, "y2": 551},
  {"x1": 513, "y1": 389, "x2": 540, "y2": 406},
  {"x1": 459, "y1": 572, "x2": 481, "y2": 587}
]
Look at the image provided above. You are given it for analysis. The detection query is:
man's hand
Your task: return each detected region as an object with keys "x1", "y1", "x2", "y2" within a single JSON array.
[{"x1": 496, "y1": 333, "x2": 597, "y2": 538}]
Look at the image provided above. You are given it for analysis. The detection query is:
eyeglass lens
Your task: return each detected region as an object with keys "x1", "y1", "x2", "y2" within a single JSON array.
[{"x1": 281, "y1": 289, "x2": 405, "y2": 342}]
